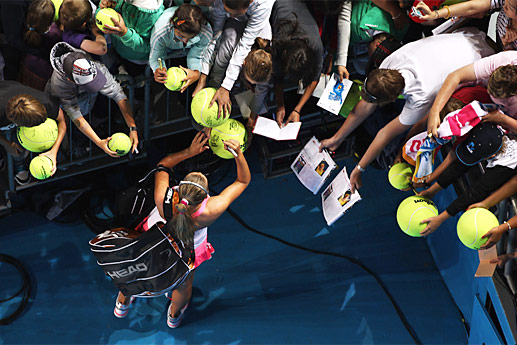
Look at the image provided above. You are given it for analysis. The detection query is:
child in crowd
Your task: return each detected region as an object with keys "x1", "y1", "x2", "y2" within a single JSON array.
[
  {"x1": 99, "y1": 0, "x2": 164, "y2": 75},
  {"x1": 0, "y1": 81, "x2": 66, "y2": 183},
  {"x1": 427, "y1": 51, "x2": 517, "y2": 138},
  {"x1": 59, "y1": 0, "x2": 107, "y2": 57},
  {"x1": 46, "y1": 42, "x2": 138, "y2": 158},
  {"x1": 418, "y1": 123, "x2": 517, "y2": 236},
  {"x1": 240, "y1": 37, "x2": 273, "y2": 129},
  {"x1": 199, "y1": 0, "x2": 275, "y2": 118},
  {"x1": 150, "y1": 3, "x2": 212, "y2": 92},
  {"x1": 196, "y1": 27, "x2": 272, "y2": 127},
  {"x1": 196, "y1": 10, "x2": 271, "y2": 82},
  {"x1": 20, "y1": 0, "x2": 61, "y2": 91}
]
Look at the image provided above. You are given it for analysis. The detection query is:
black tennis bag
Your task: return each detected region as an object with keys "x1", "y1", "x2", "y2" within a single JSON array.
[{"x1": 89, "y1": 224, "x2": 195, "y2": 297}]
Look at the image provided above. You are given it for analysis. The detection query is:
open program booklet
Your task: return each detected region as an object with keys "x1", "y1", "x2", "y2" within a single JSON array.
[
  {"x1": 321, "y1": 167, "x2": 362, "y2": 226},
  {"x1": 291, "y1": 136, "x2": 337, "y2": 194}
]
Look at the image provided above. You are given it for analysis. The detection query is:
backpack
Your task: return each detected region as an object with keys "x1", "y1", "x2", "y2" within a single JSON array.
[
  {"x1": 89, "y1": 224, "x2": 195, "y2": 297},
  {"x1": 88, "y1": 167, "x2": 195, "y2": 297}
]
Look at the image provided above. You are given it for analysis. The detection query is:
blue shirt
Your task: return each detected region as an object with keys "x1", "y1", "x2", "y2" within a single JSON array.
[{"x1": 149, "y1": 6, "x2": 213, "y2": 72}]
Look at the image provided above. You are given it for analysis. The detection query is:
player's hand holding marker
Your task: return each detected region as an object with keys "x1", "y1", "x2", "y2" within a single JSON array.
[{"x1": 224, "y1": 139, "x2": 240, "y2": 158}]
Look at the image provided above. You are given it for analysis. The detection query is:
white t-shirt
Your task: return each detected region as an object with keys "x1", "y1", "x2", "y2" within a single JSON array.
[{"x1": 379, "y1": 29, "x2": 494, "y2": 126}]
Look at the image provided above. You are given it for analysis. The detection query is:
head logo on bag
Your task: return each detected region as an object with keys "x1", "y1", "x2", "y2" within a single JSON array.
[{"x1": 107, "y1": 263, "x2": 149, "y2": 279}]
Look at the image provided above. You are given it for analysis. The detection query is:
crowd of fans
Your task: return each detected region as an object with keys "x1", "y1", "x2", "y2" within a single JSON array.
[{"x1": 0, "y1": 0, "x2": 516, "y2": 327}]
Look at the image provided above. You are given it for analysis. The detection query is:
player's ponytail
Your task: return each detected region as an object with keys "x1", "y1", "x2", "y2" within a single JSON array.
[{"x1": 168, "y1": 172, "x2": 208, "y2": 245}]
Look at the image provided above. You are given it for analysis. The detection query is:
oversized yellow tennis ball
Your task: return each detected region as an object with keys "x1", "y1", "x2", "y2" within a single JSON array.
[
  {"x1": 50, "y1": 0, "x2": 63, "y2": 21},
  {"x1": 29, "y1": 156, "x2": 53, "y2": 180},
  {"x1": 388, "y1": 162, "x2": 414, "y2": 190},
  {"x1": 191, "y1": 87, "x2": 230, "y2": 128},
  {"x1": 96, "y1": 8, "x2": 119, "y2": 32},
  {"x1": 209, "y1": 119, "x2": 248, "y2": 159},
  {"x1": 396, "y1": 195, "x2": 438, "y2": 237},
  {"x1": 457, "y1": 208, "x2": 499, "y2": 250},
  {"x1": 108, "y1": 132, "x2": 131, "y2": 156},
  {"x1": 17, "y1": 118, "x2": 58, "y2": 153},
  {"x1": 164, "y1": 67, "x2": 186, "y2": 91}
]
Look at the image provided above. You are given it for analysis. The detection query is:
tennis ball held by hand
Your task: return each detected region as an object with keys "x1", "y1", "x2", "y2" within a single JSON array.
[
  {"x1": 30, "y1": 155, "x2": 53, "y2": 180},
  {"x1": 17, "y1": 118, "x2": 58, "y2": 153},
  {"x1": 457, "y1": 208, "x2": 499, "y2": 250},
  {"x1": 388, "y1": 162, "x2": 414, "y2": 190},
  {"x1": 397, "y1": 195, "x2": 438, "y2": 237},
  {"x1": 96, "y1": 8, "x2": 119, "y2": 32},
  {"x1": 108, "y1": 132, "x2": 131, "y2": 156},
  {"x1": 164, "y1": 67, "x2": 186, "y2": 91},
  {"x1": 191, "y1": 87, "x2": 230, "y2": 128}
]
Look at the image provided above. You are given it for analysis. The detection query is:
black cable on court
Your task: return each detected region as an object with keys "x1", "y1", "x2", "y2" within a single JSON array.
[
  {"x1": 220, "y1": 203, "x2": 423, "y2": 345},
  {"x1": 0, "y1": 254, "x2": 31, "y2": 325}
]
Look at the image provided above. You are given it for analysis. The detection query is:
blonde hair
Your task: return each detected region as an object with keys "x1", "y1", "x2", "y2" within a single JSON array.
[
  {"x1": 168, "y1": 172, "x2": 208, "y2": 245},
  {"x1": 496, "y1": 135, "x2": 510, "y2": 156},
  {"x1": 243, "y1": 38, "x2": 272, "y2": 84},
  {"x1": 6, "y1": 94, "x2": 47, "y2": 127}
]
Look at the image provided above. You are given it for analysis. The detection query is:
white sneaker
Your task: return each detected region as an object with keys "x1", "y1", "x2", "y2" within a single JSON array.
[
  {"x1": 113, "y1": 296, "x2": 135, "y2": 318},
  {"x1": 167, "y1": 302, "x2": 189, "y2": 328}
]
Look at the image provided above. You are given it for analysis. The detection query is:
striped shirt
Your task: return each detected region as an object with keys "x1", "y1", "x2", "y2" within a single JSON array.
[
  {"x1": 149, "y1": 6, "x2": 213, "y2": 72},
  {"x1": 491, "y1": 0, "x2": 517, "y2": 50}
]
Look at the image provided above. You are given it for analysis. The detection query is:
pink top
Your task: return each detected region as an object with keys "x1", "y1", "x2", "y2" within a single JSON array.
[
  {"x1": 191, "y1": 196, "x2": 209, "y2": 218},
  {"x1": 473, "y1": 51, "x2": 517, "y2": 118}
]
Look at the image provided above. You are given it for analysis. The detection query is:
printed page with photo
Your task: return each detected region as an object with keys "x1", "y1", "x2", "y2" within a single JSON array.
[
  {"x1": 291, "y1": 136, "x2": 337, "y2": 194},
  {"x1": 321, "y1": 167, "x2": 361, "y2": 226}
]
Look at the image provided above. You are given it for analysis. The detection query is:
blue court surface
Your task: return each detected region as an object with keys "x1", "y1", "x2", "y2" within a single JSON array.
[{"x1": 0, "y1": 149, "x2": 467, "y2": 344}]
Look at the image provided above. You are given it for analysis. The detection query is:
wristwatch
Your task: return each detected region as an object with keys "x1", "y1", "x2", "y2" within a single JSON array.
[{"x1": 129, "y1": 126, "x2": 138, "y2": 132}]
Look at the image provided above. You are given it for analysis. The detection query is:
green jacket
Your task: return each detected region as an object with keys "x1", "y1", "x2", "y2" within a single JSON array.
[
  {"x1": 109, "y1": 0, "x2": 164, "y2": 62},
  {"x1": 350, "y1": 0, "x2": 408, "y2": 45}
]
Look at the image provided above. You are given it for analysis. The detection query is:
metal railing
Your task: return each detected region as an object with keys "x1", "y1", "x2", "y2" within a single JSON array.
[
  {"x1": 1, "y1": 61, "x2": 158, "y2": 201},
  {"x1": 0, "y1": 52, "x2": 261, "y2": 206}
]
